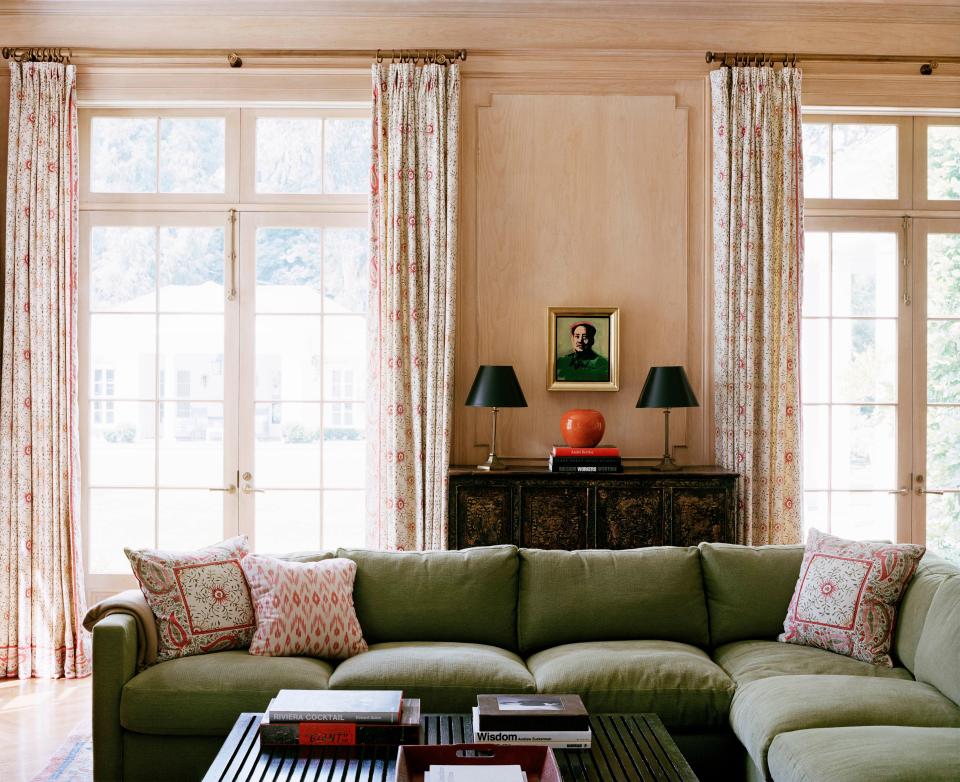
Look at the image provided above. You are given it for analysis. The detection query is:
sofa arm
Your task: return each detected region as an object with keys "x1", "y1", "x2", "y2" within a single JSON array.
[{"x1": 93, "y1": 613, "x2": 139, "y2": 782}]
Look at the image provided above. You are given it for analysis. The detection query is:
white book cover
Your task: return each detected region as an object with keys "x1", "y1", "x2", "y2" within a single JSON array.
[{"x1": 426, "y1": 766, "x2": 525, "y2": 782}]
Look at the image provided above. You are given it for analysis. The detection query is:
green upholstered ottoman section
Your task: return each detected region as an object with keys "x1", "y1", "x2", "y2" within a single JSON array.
[
  {"x1": 714, "y1": 640, "x2": 914, "y2": 686},
  {"x1": 894, "y1": 554, "x2": 959, "y2": 673},
  {"x1": 517, "y1": 547, "x2": 709, "y2": 653},
  {"x1": 767, "y1": 726, "x2": 960, "y2": 782},
  {"x1": 525, "y1": 640, "x2": 734, "y2": 729},
  {"x1": 328, "y1": 642, "x2": 536, "y2": 713},
  {"x1": 120, "y1": 650, "x2": 334, "y2": 735},
  {"x1": 339, "y1": 545, "x2": 519, "y2": 649},
  {"x1": 699, "y1": 543, "x2": 804, "y2": 648},
  {"x1": 730, "y1": 675, "x2": 960, "y2": 777},
  {"x1": 914, "y1": 575, "x2": 960, "y2": 706}
]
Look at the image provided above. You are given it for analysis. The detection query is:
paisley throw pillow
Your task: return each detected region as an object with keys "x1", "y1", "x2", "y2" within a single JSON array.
[
  {"x1": 241, "y1": 554, "x2": 368, "y2": 659},
  {"x1": 779, "y1": 528, "x2": 924, "y2": 666},
  {"x1": 125, "y1": 536, "x2": 255, "y2": 662}
]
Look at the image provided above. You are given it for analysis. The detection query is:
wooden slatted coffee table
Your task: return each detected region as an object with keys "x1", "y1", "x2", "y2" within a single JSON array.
[{"x1": 203, "y1": 712, "x2": 698, "y2": 781}]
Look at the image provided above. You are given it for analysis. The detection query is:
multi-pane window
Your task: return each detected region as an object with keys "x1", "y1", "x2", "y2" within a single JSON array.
[
  {"x1": 81, "y1": 108, "x2": 370, "y2": 592},
  {"x1": 802, "y1": 115, "x2": 960, "y2": 563}
]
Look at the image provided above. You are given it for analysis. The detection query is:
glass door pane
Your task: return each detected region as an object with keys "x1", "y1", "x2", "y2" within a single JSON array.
[
  {"x1": 83, "y1": 213, "x2": 237, "y2": 583},
  {"x1": 919, "y1": 224, "x2": 960, "y2": 563},
  {"x1": 239, "y1": 213, "x2": 368, "y2": 554},
  {"x1": 801, "y1": 220, "x2": 906, "y2": 542}
]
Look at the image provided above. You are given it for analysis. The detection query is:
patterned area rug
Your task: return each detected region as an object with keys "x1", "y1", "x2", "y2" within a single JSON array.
[{"x1": 31, "y1": 728, "x2": 92, "y2": 782}]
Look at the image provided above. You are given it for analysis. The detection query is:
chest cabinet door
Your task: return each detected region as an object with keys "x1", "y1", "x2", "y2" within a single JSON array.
[{"x1": 595, "y1": 485, "x2": 664, "y2": 548}]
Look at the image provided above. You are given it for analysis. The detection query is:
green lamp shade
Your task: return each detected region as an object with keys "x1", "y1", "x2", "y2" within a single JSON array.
[
  {"x1": 465, "y1": 365, "x2": 527, "y2": 408},
  {"x1": 637, "y1": 366, "x2": 699, "y2": 409}
]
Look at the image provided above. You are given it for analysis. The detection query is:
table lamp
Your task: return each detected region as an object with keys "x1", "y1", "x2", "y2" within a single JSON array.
[
  {"x1": 465, "y1": 365, "x2": 527, "y2": 470},
  {"x1": 637, "y1": 365, "x2": 699, "y2": 471}
]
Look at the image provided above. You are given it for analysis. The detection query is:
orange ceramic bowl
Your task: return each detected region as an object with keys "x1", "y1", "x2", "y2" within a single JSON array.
[{"x1": 560, "y1": 409, "x2": 606, "y2": 448}]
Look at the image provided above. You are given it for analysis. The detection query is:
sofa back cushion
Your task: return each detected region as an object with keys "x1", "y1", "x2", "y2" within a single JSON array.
[
  {"x1": 337, "y1": 545, "x2": 519, "y2": 650},
  {"x1": 698, "y1": 543, "x2": 803, "y2": 648},
  {"x1": 914, "y1": 574, "x2": 960, "y2": 706},
  {"x1": 517, "y1": 547, "x2": 709, "y2": 654},
  {"x1": 894, "y1": 553, "x2": 959, "y2": 673}
]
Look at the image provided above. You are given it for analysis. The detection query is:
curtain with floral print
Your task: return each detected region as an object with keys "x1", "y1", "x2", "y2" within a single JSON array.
[
  {"x1": 367, "y1": 62, "x2": 459, "y2": 550},
  {"x1": 711, "y1": 66, "x2": 804, "y2": 546},
  {"x1": 0, "y1": 62, "x2": 89, "y2": 678}
]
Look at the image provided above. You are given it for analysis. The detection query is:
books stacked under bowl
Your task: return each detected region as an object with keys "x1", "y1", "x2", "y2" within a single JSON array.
[
  {"x1": 471, "y1": 694, "x2": 591, "y2": 749},
  {"x1": 548, "y1": 445, "x2": 622, "y2": 474},
  {"x1": 259, "y1": 689, "x2": 421, "y2": 747}
]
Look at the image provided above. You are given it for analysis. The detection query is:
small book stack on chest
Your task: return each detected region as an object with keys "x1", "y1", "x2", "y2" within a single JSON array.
[
  {"x1": 548, "y1": 445, "x2": 622, "y2": 473},
  {"x1": 259, "y1": 689, "x2": 421, "y2": 747}
]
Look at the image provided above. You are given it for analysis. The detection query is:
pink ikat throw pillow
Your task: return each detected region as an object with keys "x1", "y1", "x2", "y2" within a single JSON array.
[
  {"x1": 779, "y1": 528, "x2": 924, "y2": 666},
  {"x1": 241, "y1": 554, "x2": 368, "y2": 659},
  {"x1": 125, "y1": 536, "x2": 255, "y2": 662}
]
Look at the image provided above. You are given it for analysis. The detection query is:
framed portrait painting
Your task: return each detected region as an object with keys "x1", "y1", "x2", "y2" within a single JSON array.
[{"x1": 547, "y1": 306, "x2": 619, "y2": 391}]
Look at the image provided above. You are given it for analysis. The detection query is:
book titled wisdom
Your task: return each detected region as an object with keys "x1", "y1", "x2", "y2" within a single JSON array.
[
  {"x1": 268, "y1": 689, "x2": 403, "y2": 723},
  {"x1": 476, "y1": 694, "x2": 589, "y2": 732},
  {"x1": 260, "y1": 699, "x2": 421, "y2": 746},
  {"x1": 471, "y1": 707, "x2": 591, "y2": 749}
]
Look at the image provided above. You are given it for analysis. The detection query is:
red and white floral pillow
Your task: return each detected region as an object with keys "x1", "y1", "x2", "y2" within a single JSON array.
[
  {"x1": 240, "y1": 554, "x2": 368, "y2": 660},
  {"x1": 779, "y1": 528, "x2": 925, "y2": 666},
  {"x1": 125, "y1": 536, "x2": 255, "y2": 662}
]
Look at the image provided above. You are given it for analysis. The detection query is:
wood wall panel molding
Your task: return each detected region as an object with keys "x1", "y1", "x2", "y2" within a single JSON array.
[
  {"x1": 3, "y1": 15, "x2": 960, "y2": 57},
  {"x1": 456, "y1": 90, "x2": 695, "y2": 464}
]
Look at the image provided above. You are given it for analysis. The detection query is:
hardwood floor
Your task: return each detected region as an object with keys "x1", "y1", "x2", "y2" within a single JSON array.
[{"x1": 0, "y1": 677, "x2": 91, "y2": 782}]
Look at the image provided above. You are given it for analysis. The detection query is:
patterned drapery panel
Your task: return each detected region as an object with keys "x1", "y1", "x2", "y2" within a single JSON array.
[
  {"x1": 711, "y1": 66, "x2": 804, "y2": 546},
  {"x1": 1, "y1": 62, "x2": 89, "y2": 678},
  {"x1": 367, "y1": 62, "x2": 460, "y2": 550}
]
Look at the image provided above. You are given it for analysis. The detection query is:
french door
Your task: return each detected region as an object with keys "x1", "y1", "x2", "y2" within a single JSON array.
[
  {"x1": 81, "y1": 210, "x2": 367, "y2": 598},
  {"x1": 801, "y1": 215, "x2": 960, "y2": 557},
  {"x1": 911, "y1": 219, "x2": 960, "y2": 559}
]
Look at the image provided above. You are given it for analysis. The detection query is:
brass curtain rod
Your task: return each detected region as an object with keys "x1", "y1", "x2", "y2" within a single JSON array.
[
  {"x1": 0, "y1": 47, "x2": 467, "y2": 68},
  {"x1": 706, "y1": 51, "x2": 960, "y2": 75}
]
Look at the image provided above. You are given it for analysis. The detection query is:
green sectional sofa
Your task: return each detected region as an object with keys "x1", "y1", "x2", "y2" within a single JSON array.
[{"x1": 88, "y1": 543, "x2": 960, "y2": 781}]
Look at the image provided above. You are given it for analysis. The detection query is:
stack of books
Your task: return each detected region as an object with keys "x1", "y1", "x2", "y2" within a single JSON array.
[
  {"x1": 259, "y1": 689, "x2": 421, "y2": 747},
  {"x1": 471, "y1": 694, "x2": 591, "y2": 749},
  {"x1": 548, "y1": 445, "x2": 622, "y2": 473}
]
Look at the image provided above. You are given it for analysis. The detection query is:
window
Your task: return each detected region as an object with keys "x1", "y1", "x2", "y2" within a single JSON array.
[
  {"x1": 81, "y1": 107, "x2": 370, "y2": 594},
  {"x1": 802, "y1": 114, "x2": 960, "y2": 563}
]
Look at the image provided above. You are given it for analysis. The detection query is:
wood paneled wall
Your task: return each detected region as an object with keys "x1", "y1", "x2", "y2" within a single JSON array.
[{"x1": 457, "y1": 91, "x2": 694, "y2": 463}]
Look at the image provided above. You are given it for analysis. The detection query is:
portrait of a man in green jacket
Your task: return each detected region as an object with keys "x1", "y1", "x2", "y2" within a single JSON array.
[{"x1": 556, "y1": 321, "x2": 610, "y2": 382}]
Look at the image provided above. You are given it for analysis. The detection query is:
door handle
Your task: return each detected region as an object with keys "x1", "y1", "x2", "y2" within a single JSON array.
[
  {"x1": 913, "y1": 474, "x2": 944, "y2": 495},
  {"x1": 209, "y1": 484, "x2": 237, "y2": 494},
  {"x1": 886, "y1": 488, "x2": 908, "y2": 495},
  {"x1": 917, "y1": 489, "x2": 945, "y2": 496},
  {"x1": 242, "y1": 484, "x2": 265, "y2": 494}
]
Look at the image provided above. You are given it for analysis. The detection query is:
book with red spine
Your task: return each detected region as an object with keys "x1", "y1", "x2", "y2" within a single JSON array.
[
  {"x1": 551, "y1": 446, "x2": 620, "y2": 457},
  {"x1": 259, "y1": 698, "x2": 421, "y2": 746}
]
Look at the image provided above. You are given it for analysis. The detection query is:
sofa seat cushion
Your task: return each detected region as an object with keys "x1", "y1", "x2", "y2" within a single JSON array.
[
  {"x1": 730, "y1": 675, "x2": 960, "y2": 778},
  {"x1": 525, "y1": 640, "x2": 735, "y2": 730},
  {"x1": 714, "y1": 640, "x2": 914, "y2": 686},
  {"x1": 121, "y1": 650, "x2": 334, "y2": 735},
  {"x1": 328, "y1": 642, "x2": 536, "y2": 713},
  {"x1": 768, "y1": 726, "x2": 960, "y2": 782}
]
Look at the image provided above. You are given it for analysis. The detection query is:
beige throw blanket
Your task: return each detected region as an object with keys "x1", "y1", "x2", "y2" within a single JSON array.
[{"x1": 82, "y1": 589, "x2": 158, "y2": 670}]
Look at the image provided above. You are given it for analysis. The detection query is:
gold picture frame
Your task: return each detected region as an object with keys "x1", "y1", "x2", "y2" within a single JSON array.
[{"x1": 547, "y1": 306, "x2": 620, "y2": 392}]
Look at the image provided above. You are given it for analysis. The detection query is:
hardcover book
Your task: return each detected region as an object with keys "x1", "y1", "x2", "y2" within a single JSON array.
[
  {"x1": 259, "y1": 698, "x2": 421, "y2": 746},
  {"x1": 476, "y1": 694, "x2": 589, "y2": 732},
  {"x1": 551, "y1": 446, "x2": 620, "y2": 457},
  {"x1": 268, "y1": 689, "x2": 403, "y2": 723},
  {"x1": 471, "y1": 707, "x2": 591, "y2": 748}
]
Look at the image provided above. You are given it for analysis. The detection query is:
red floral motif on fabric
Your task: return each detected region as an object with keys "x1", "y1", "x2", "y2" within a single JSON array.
[
  {"x1": 780, "y1": 528, "x2": 924, "y2": 666},
  {"x1": 125, "y1": 537, "x2": 255, "y2": 662},
  {"x1": 711, "y1": 66, "x2": 804, "y2": 545},
  {"x1": 241, "y1": 554, "x2": 367, "y2": 660}
]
